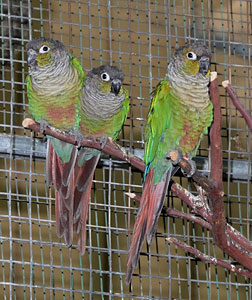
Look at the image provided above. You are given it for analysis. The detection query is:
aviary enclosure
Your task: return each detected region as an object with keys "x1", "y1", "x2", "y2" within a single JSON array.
[{"x1": 0, "y1": 0, "x2": 252, "y2": 299}]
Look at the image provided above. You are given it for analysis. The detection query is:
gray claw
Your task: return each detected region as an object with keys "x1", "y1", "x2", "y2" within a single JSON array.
[
  {"x1": 71, "y1": 130, "x2": 84, "y2": 148},
  {"x1": 39, "y1": 120, "x2": 50, "y2": 134},
  {"x1": 181, "y1": 159, "x2": 196, "y2": 177},
  {"x1": 99, "y1": 136, "x2": 108, "y2": 150}
]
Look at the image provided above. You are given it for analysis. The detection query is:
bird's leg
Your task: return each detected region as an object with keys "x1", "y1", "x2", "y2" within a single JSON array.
[
  {"x1": 166, "y1": 149, "x2": 196, "y2": 177},
  {"x1": 181, "y1": 158, "x2": 196, "y2": 177},
  {"x1": 72, "y1": 131, "x2": 109, "y2": 150},
  {"x1": 39, "y1": 119, "x2": 50, "y2": 134},
  {"x1": 71, "y1": 129, "x2": 84, "y2": 148},
  {"x1": 99, "y1": 136, "x2": 109, "y2": 150}
]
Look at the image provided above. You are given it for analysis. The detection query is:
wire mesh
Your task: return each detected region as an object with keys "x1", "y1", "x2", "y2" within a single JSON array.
[{"x1": 0, "y1": 0, "x2": 251, "y2": 299}]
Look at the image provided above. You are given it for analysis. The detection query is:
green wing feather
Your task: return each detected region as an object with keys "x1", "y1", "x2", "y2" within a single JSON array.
[
  {"x1": 70, "y1": 55, "x2": 86, "y2": 130},
  {"x1": 144, "y1": 80, "x2": 172, "y2": 166},
  {"x1": 26, "y1": 75, "x2": 47, "y2": 123},
  {"x1": 144, "y1": 80, "x2": 181, "y2": 184},
  {"x1": 111, "y1": 87, "x2": 129, "y2": 140}
]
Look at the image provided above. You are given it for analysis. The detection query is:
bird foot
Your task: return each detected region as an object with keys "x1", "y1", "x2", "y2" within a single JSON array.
[
  {"x1": 181, "y1": 158, "x2": 196, "y2": 177},
  {"x1": 99, "y1": 136, "x2": 109, "y2": 150},
  {"x1": 166, "y1": 150, "x2": 196, "y2": 177},
  {"x1": 71, "y1": 130, "x2": 84, "y2": 148},
  {"x1": 166, "y1": 149, "x2": 183, "y2": 165},
  {"x1": 39, "y1": 119, "x2": 50, "y2": 134}
]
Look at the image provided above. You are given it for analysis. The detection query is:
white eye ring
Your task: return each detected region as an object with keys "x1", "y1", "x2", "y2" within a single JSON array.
[
  {"x1": 186, "y1": 51, "x2": 197, "y2": 60},
  {"x1": 39, "y1": 45, "x2": 50, "y2": 54},
  {"x1": 101, "y1": 72, "x2": 110, "y2": 82}
]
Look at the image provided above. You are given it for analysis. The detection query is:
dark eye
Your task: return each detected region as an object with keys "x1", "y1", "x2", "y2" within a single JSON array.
[
  {"x1": 101, "y1": 72, "x2": 110, "y2": 82},
  {"x1": 186, "y1": 51, "x2": 197, "y2": 60},
  {"x1": 39, "y1": 45, "x2": 50, "y2": 54}
]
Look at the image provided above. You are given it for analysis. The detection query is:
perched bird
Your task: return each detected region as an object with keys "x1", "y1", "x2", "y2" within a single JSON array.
[
  {"x1": 26, "y1": 37, "x2": 85, "y2": 246},
  {"x1": 126, "y1": 43, "x2": 213, "y2": 283},
  {"x1": 71, "y1": 65, "x2": 129, "y2": 254}
]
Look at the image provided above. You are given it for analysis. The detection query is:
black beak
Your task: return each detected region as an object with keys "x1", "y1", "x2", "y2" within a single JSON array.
[
  {"x1": 27, "y1": 48, "x2": 37, "y2": 65},
  {"x1": 111, "y1": 79, "x2": 121, "y2": 96},
  {"x1": 199, "y1": 56, "x2": 210, "y2": 76}
]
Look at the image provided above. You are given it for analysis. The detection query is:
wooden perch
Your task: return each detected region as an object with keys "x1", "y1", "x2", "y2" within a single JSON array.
[
  {"x1": 222, "y1": 80, "x2": 252, "y2": 133},
  {"x1": 126, "y1": 186, "x2": 252, "y2": 253},
  {"x1": 209, "y1": 72, "x2": 223, "y2": 190},
  {"x1": 126, "y1": 191, "x2": 212, "y2": 230},
  {"x1": 167, "y1": 237, "x2": 252, "y2": 279},
  {"x1": 22, "y1": 118, "x2": 145, "y2": 173},
  {"x1": 171, "y1": 155, "x2": 252, "y2": 273},
  {"x1": 170, "y1": 183, "x2": 252, "y2": 253}
]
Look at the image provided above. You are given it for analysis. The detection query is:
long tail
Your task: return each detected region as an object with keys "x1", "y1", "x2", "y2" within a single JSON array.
[
  {"x1": 125, "y1": 167, "x2": 172, "y2": 284},
  {"x1": 73, "y1": 149, "x2": 101, "y2": 255},
  {"x1": 47, "y1": 139, "x2": 78, "y2": 246},
  {"x1": 47, "y1": 139, "x2": 100, "y2": 253}
]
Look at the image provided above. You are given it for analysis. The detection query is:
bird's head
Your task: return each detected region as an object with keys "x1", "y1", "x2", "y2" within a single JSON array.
[
  {"x1": 173, "y1": 42, "x2": 212, "y2": 77},
  {"x1": 26, "y1": 37, "x2": 67, "y2": 68},
  {"x1": 90, "y1": 65, "x2": 125, "y2": 96}
]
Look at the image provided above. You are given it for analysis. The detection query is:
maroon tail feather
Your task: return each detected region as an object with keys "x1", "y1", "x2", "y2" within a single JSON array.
[
  {"x1": 125, "y1": 168, "x2": 171, "y2": 284},
  {"x1": 46, "y1": 140, "x2": 53, "y2": 187},
  {"x1": 73, "y1": 154, "x2": 101, "y2": 255},
  {"x1": 47, "y1": 138, "x2": 101, "y2": 252},
  {"x1": 49, "y1": 143, "x2": 77, "y2": 246},
  {"x1": 146, "y1": 167, "x2": 172, "y2": 245}
]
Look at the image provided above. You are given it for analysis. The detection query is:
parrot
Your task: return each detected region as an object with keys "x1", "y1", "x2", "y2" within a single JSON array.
[
  {"x1": 126, "y1": 43, "x2": 213, "y2": 284},
  {"x1": 26, "y1": 37, "x2": 85, "y2": 247},
  {"x1": 70, "y1": 65, "x2": 129, "y2": 254}
]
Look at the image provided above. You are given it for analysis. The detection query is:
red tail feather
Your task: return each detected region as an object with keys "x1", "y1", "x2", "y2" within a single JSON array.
[
  {"x1": 46, "y1": 140, "x2": 53, "y2": 187},
  {"x1": 55, "y1": 192, "x2": 64, "y2": 238},
  {"x1": 48, "y1": 140, "x2": 100, "y2": 252},
  {"x1": 74, "y1": 183, "x2": 92, "y2": 255},
  {"x1": 52, "y1": 146, "x2": 76, "y2": 246},
  {"x1": 126, "y1": 168, "x2": 171, "y2": 284},
  {"x1": 73, "y1": 155, "x2": 100, "y2": 255},
  {"x1": 146, "y1": 168, "x2": 172, "y2": 245}
]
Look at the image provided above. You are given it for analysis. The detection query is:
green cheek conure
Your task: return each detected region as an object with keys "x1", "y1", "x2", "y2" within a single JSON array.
[
  {"x1": 26, "y1": 37, "x2": 85, "y2": 248},
  {"x1": 71, "y1": 65, "x2": 129, "y2": 254},
  {"x1": 126, "y1": 43, "x2": 213, "y2": 284}
]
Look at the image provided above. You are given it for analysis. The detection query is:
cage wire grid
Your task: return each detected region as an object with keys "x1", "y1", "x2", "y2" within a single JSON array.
[{"x1": 0, "y1": 0, "x2": 252, "y2": 299}]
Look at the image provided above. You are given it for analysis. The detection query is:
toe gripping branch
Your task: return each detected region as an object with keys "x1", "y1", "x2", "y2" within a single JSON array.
[{"x1": 166, "y1": 149, "x2": 196, "y2": 177}]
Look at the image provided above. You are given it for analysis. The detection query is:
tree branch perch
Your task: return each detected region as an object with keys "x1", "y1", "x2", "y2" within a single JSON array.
[
  {"x1": 167, "y1": 237, "x2": 252, "y2": 279},
  {"x1": 209, "y1": 72, "x2": 223, "y2": 190},
  {"x1": 222, "y1": 80, "x2": 252, "y2": 133}
]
